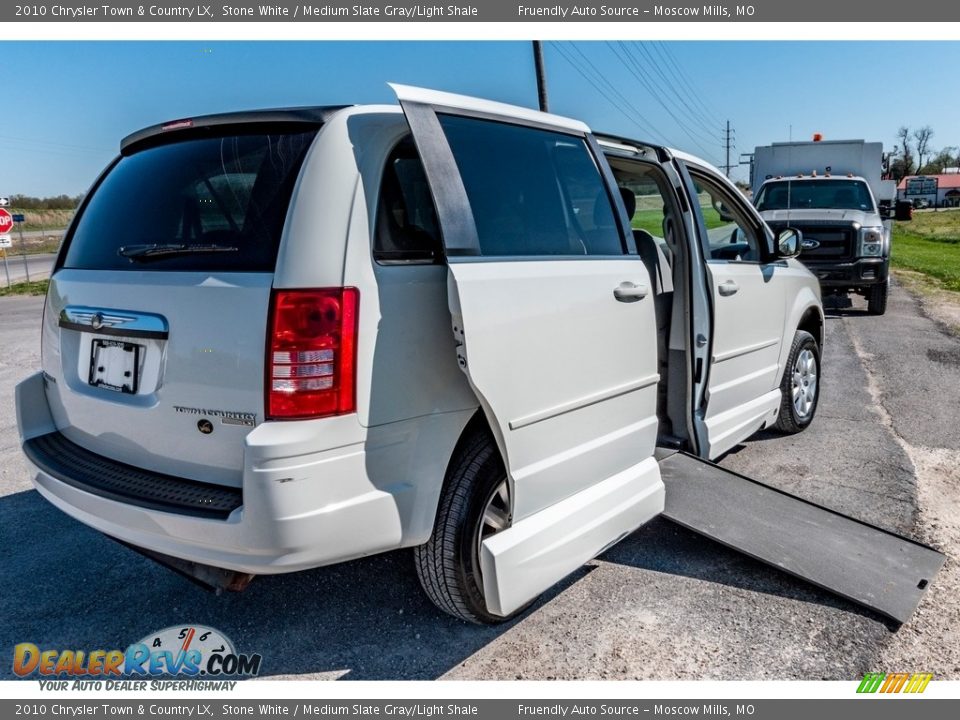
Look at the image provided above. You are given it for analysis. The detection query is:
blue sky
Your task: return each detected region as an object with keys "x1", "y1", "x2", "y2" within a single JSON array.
[{"x1": 2, "y1": 41, "x2": 958, "y2": 196}]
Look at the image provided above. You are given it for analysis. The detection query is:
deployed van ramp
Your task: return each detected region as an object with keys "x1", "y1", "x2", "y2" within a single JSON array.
[{"x1": 656, "y1": 450, "x2": 945, "y2": 624}]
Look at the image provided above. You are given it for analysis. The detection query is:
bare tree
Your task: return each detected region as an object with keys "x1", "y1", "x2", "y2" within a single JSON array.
[
  {"x1": 914, "y1": 126, "x2": 934, "y2": 172},
  {"x1": 895, "y1": 126, "x2": 914, "y2": 177}
]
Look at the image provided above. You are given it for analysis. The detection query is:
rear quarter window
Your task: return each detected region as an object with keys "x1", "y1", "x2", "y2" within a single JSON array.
[
  {"x1": 61, "y1": 129, "x2": 317, "y2": 272},
  {"x1": 373, "y1": 137, "x2": 443, "y2": 264}
]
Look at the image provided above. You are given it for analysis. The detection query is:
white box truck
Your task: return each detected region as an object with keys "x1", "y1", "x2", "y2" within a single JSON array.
[{"x1": 751, "y1": 139, "x2": 909, "y2": 315}]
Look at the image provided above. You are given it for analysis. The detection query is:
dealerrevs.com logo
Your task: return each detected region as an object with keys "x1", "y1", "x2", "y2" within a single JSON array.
[{"x1": 13, "y1": 625, "x2": 262, "y2": 691}]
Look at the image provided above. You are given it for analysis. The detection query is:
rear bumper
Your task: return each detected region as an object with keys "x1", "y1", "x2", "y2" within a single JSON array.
[
  {"x1": 15, "y1": 371, "x2": 405, "y2": 574},
  {"x1": 803, "y1": 257, "x2": 889, "y2": 289}
]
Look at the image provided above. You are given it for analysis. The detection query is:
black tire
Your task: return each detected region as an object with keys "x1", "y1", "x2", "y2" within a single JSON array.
[
  {"x1": 414, "y1": 428, "x2": 521, "y2": 624},
  {"x1": 774, "y1": 330, "x2": 820, "y2": 434},
  {"x1": 867, "y1": 281, "x2": 888, "y2": 315}
]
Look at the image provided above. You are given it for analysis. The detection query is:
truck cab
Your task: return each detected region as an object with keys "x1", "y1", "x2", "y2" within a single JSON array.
[
  {"x1": 755, "y1": 174, "x2": 890, "y2": 313},
  {"x1": 751, "y1": 139, "x2": 902, "y2": 315}
]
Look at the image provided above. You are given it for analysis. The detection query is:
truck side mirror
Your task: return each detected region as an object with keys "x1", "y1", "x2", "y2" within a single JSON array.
[
  {"x1": 894, "y1": 200, "x2": 913, "y2": 222},
  {"x1": 777, "y1": 228, "x2": 801, "y2": 259}
]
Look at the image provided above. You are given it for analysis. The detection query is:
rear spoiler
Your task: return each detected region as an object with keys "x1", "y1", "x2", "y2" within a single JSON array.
[{"x1": 120, "y1": 105, "x2": 350, "y2": 155}]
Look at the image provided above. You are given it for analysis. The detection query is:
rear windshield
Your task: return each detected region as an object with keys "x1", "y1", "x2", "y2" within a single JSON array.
[
  {"x1": 755, "y1": 179, "x2": 875, "y2": 213},
  {"x1": 62, "y1": 129, "x2": 317, "y2": 272}
]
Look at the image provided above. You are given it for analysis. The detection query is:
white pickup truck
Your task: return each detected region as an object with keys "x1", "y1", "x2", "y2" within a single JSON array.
[
  {"x1": 752, "y1": 139, "x2": 906, "y2": 315},
  {"x1": 16, "y1": 86, "x2": 941, "y2": 625}
]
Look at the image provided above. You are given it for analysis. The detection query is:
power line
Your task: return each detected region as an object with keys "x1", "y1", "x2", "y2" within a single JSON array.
[
  {"x1": 631, "y1": 42, "x2": 724, "y2": 142},
  {"x1": 613, "y1": 41, "x2": 723, "y2": 155},
  {"x1": 565, "y1": 42, "x2": 675, "y2": 144},
  {"x1": 653, "y1": 42, "x2": 723, "y2": 121},
  {"x1": 550, "y1": 43, "x2": 655, "y2": 139},
  {"x1": 607, "y1": 41, "x2": 723, "y2": 165},
  {"x1": 551, "y1": 43, "x2": 672, "y2": 145},
  {"x1": 625, "y1": 43, "x2": 724, "y2": 147}
]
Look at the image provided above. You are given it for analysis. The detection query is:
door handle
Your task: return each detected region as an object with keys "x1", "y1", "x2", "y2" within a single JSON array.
[
  {"x1": 613, "y1": 281, "x2": 649, "y2": 303},
  {"x1": 718, "y1": 280, "x2": 740, "y2": 296}
]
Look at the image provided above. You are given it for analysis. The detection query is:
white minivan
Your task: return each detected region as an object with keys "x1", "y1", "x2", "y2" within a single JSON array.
[{"x1": 16, "y1": 86, "x2": 823, "y2": 624}]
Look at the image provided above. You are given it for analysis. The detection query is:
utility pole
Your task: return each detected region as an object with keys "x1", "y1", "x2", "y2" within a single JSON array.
[
  {"x1": 723, "y1": 120, "x2": 735, "y2": 177},
  {"x1": 533, "y1": 41, "x2": 549, "y2": 112},
  {"x1": 740, "y1": 153, "x2": 755, "y2": 192}
]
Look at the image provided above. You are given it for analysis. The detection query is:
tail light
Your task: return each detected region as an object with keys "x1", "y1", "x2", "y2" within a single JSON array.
[{"x1": 266, "y1": 288, "x2": 359, "y2": 420}]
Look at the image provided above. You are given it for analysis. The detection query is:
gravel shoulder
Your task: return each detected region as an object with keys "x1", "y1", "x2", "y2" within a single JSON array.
[{"x1": 852, "y1": 280, "x2": 960, "y2": 677}]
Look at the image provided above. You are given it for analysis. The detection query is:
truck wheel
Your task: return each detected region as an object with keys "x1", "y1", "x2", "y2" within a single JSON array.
[
  {"x1": 867, "y1": 281, "x2": 888, "y2": 315},
  {"x1": 414, "y1": 428, "x2": 518, "y2": 624},
  {"x1": 774, "y1": 330, "x2": 820, "y2": 434}
]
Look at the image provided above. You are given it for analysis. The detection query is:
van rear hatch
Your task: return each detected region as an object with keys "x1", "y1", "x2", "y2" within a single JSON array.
[{"x1": 42, "y1": 111, "x2": 336, "y2": 488}]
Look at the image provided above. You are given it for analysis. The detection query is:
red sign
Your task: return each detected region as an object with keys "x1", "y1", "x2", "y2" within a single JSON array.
[{"x1": 0, "y1": 208, "x2": 13, "y2": 233}]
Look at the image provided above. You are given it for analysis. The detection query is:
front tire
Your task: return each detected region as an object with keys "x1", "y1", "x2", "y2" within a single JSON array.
[
  {"x1": 774, "y1": 330, "x2": 820, "y2": 434},
  {"x1": 867, "y1": 280, "x2": 888, "y2": 315},
  {"x1": 414, "y1": 428, "x2": 518, "y2": 624}
]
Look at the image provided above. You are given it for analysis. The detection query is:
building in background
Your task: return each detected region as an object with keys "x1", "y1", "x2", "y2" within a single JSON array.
[{"x1": 896, "y1": 174, "x2": 960, "y2": 208}]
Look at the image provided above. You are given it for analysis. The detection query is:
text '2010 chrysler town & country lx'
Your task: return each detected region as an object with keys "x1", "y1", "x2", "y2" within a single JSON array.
[{"x1": 16, "y1": 85, "x2": 830, "y2": 624}]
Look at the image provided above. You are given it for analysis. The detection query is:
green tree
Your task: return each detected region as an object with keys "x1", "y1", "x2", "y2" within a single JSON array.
[
  {"x1": 919, "y1": 147, "x2": 956, "y2": 175},
  {"x1": 10, "y1": 194, "x2": 82, "y2": 210}
]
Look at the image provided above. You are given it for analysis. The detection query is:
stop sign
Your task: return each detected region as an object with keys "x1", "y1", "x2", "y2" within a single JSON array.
[{"x1": 0, "y1": 208, "x2": 12, "y2": 234}]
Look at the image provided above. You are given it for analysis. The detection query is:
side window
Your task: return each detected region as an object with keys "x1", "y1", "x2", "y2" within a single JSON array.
[
  {"x1": 690, "y1": 173, "x2": 763, "y2": 263},
  {"x1": 437, "y1": 114, "x2": 625, "y2": 257},
  {"x1": 373, "y1": 138, "x2": 442, "y2": 264}
]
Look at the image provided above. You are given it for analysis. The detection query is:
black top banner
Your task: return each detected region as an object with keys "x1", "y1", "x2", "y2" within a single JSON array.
[{"x1": 3, "y1": 0, "x2": 957, "y2": 22}]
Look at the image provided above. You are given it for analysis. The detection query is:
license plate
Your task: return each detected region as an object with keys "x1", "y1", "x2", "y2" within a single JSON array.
[{"x1": 89, "y1": 339, "x2": 141, "y2": 394}]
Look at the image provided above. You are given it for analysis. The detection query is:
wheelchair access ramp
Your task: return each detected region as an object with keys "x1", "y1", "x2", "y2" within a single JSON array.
[{"x1": 656, "y1": 450, "x2": 945, "y2": 624}]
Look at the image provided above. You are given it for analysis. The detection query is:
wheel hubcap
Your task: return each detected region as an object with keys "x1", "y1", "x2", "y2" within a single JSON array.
[
  {"x1": 791, "y1": 348, "x2": 818, "y2": 419},
  {"x1": 476, "y1": 479, "x2": 511, "y2": 568}
]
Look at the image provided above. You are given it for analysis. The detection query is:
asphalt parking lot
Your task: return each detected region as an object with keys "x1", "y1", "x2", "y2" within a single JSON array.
[{"x1": 1, "y1": 281, "x2": 958, "y2": 680}]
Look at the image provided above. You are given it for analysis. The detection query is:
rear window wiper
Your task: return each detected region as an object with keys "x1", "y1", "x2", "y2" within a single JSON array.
[{"x1": 118, "y1": 244, "x2": 239, "y2": 262}]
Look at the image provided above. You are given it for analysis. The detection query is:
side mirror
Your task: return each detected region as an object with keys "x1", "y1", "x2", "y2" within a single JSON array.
[{"x1": 777, "y1": 228, "x2": 801, "y2": 259}]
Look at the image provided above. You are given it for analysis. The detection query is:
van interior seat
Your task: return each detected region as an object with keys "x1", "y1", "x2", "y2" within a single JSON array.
[{"x1": 618, "y1": 187, "x2": 674, "y2": 423}]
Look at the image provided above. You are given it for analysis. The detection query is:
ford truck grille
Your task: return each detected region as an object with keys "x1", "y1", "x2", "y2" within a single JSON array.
[{"x1": 768, "y1": 221, "x2": 856, "y2": 261}]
